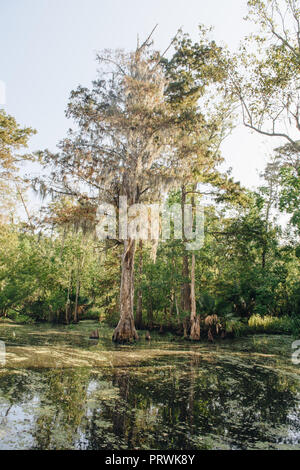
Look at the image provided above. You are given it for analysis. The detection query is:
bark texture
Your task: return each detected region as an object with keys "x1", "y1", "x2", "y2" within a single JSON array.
[
  {"x1": 112, "y1": 239, "x2": 139, "y2": 343},
  {"x1": 190, "y1": 253, "x2": 200, "y2": 340},
  {"x1": 135, "y1": 240, "x2": 143, "y2": 329},
  {"x1": 181, "y1": 187, "x2": 191, "y2": 313}
]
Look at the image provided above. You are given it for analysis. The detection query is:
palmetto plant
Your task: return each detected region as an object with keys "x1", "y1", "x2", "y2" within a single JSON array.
[{"x1": 197, "y1": 293, "x2": 243, "y2": 340}]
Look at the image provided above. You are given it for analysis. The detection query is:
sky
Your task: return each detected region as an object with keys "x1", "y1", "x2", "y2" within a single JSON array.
[{"x1": 0, "y1": 0, "x2": 284, "y2": 212}]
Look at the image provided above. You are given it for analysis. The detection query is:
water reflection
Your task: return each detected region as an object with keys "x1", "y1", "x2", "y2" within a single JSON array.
[{"x1": 1, "y1": 350, "x2": 300, "y2": 450}]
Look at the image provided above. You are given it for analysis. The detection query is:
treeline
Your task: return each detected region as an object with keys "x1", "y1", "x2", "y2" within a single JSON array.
[{"x1": 0, "y1": 185, "x2": 299, "y2": 338}]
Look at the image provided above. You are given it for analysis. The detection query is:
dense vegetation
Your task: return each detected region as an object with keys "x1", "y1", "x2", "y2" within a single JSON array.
[{"x1": 0, "y1": 0, "x2": 299, "y2": 341}]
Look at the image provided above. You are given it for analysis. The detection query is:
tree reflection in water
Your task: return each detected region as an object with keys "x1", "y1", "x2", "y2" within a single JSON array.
[{"x1": 1, "y1": 351, "x2": 300, "y2": 449}]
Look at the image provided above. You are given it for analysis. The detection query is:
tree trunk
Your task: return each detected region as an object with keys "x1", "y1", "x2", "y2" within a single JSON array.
[
  {"x1": 74, "y1": 277, "x2": 80, "y2": 323},
  {"x1": 182, "y1": 254, "x2": 190, "y2": 310},
  {"x1": 181, "y1": 186, "x2": 191, "y2": 313},
  {"x1": 65, "y1": 271, "x2": 72, "y2": 324},
  {"x1": 175, "y1": 294, "x2": 180, "y2": 324},
  {"x1": 262, "y1": 245, "x2": 266, "y2": 270},
  {"x1": 135, "y1": 240, "x2": 143, "y2": 329},
  {"x1": 147, "y1": 301, "x2": 154, "y2": 330},
  {"x1": 181, "y1": 186, "x2": 190, "y2": 339},
  {"x1": 74, "y1": 244, "x2": 86, "y2": 323},
  {"x1": 190, "y1": 253, "x2": 200, "y2": 340},
  {"x1": 73, "y1": 256, "x2": 82, "y2": 323},
  {"x1": 112, "y1": 239, "x2": 139, "y2": 343}
]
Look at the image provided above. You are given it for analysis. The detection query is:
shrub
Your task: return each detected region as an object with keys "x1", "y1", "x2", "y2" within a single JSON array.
[
  {"x1": 225, "y1": 318, "x2": 249, "y2": 337},
  {"x1": 83, "y1": 307, "x2": 102, "y2": 321},
  {"x1": 248, "y1": 315, "x2": 293, "y2": 334},
  {"x1": 7, "y1": 311, "x2": 35, "y2": 324}
]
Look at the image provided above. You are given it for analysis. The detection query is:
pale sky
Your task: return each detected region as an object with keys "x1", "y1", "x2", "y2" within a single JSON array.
[{"x1": 0, "y1": 0, "x2": 285, "y2": 211}]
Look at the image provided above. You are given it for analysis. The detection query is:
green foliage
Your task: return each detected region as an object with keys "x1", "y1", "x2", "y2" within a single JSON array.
[
  {"x1": 0, "y1": 223, "x2": 118, "y2": 323},
  {"x1": 233, "y1": 0, "x2": 300, "y2": 149},
  {"x1": 279, "y1": 165, "x2": 300, "y2": 233},
  {"x1": 248, "y1": 315, "x2": 295, "y2": 335},
  {"x1": 7, "y1": 310, "x2": 35, "y2": 324},
  {"x1": 0, "y1": 109, "x2": 36, "y2": 218},
  {"x1": 224, "y1": 317, "x2": 248, "y2": 337},
  {"x1": 84, "y1": 307, "x2": 101, "y2": 321}
]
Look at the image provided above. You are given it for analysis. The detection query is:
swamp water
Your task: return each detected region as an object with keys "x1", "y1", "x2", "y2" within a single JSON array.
[{"x1": 0, "y1": 320, "x2": 300, "y2": 450}]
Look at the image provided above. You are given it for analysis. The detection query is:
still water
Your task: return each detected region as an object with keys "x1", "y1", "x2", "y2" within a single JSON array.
[{"x1": 0, "y1": 320, "x2": 300, "y2": 450}]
